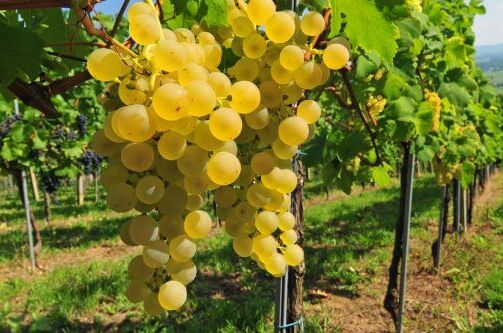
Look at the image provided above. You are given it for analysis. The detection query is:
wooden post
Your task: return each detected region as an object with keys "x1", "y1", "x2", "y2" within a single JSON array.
[
  {"x1": 29, "y1": 168, "x2": 41, "y2": 202},
  {"x1": 77, "y1": 174, "x2": 85, "y2": 206}
]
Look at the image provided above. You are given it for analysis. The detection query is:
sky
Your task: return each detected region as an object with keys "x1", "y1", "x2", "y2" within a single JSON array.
[{"x1": 96, "y1": 0, "x2": 503, "y2": 47}]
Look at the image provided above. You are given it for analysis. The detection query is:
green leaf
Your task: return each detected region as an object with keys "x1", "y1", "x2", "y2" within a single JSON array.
[
  {"x1": 329, "y1": 0, "x2": 399, "y2": 65},
  {"x1": 371, "y1": 166, "x2": 392, "y2": 187},
  {"x1": 1, "y1": 144, "x2": 13, "y2": 161},
  {"x1": 32, "y1": 133, "x2": 46, "y2": 150},
  {"x1": 355, "y1": 54, "x2": 379, "y2": 78},
  {"x1": 438, "y1": 83, "x2": 471, "y2": 107},
  {"x1": 203, "y1": 0, "x2": 229, "y2": 27},
  {"x1": 458, "y1": 161, "x2": 475, "y2": 188},
  {"x1": 415, "y1": 102, "x2": 433, "y2": 136},
  {"x1": 337, "y1": 132, "x2": 371, "y2": 160}
]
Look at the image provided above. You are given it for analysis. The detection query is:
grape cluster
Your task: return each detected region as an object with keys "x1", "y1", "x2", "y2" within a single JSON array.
[
  {"x1": 425, "y1": 89, "x2": 441, "y2": 133},
  {"x1": 77, "y1": 114, "x2": 88, "y2": 138},
  {"x1": 80, "y1": 150, "x2": 103, "y2": 175},
  {"x1": 0, "y1": 114, "x2": 22, "y2": 139},
  {"x1": 88, "y1": 0, "x2": 350, "y2": 315},
  {"x1": 41, "y1": 171, "x2": 63, "y2": 194},
  {"x1": 366, "y1": 95, "x2": 387, "y2": 117}
]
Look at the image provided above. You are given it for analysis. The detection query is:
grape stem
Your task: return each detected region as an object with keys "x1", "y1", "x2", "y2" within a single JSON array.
[{"x1": 304, "y1": 8, "x2": 332, "y2": 61}]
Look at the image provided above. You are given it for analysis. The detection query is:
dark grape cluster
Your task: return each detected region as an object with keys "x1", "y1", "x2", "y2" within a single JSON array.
[
  {"x1": 76, "y1": 114, "x2": 88, "y2": 138},
  {"x1": 0, "y1": 114, "x2": 22, "y2": 139},
  {"x1": 54, "y1": 125, "x2": 78, "y2": 143},
  {"x1": 80, "y1": 150, "x2": 103, "y2": 175},
  {"x1": 41, "y1": 171, "x2": 63, "y2": 194},
  {"x1": 30, "y1": 149, "x2": 42, "y2": 160}
]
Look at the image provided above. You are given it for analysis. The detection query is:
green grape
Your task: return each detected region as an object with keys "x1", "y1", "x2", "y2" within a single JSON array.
[
  {"x1": 177, "y1": 145, "x2": 209, "y2": 177},
  {"x1": 170, "y1": 116, "x2": 198, "y2": 136},
  {"x1": 282, "y1": 82, "x2": 303, "y2": 105},
  {"x1": 162, "y1": 28, "x2": 177, "y2": 41},
  {"x1": 245, "y1": 107, "x2": 271, "y2": 130},
  {"x1": 247, "y1": 183, "x2": 272, "y2": 208},
  {"x1": 90, "y1": 130, "x2": 121, "y2": 157},
  {"x1": 144, "y1": 292, "x2": 164, "y2": 316},
  {"x1": 251, "y1": 151, "x2": 276, "y2": 175},
  {"x1": 198, "y1": 31, "x2": 216, "y2": 45},
  {"x1": 128, "y1": 2, "x2": 156, "y2": 20},
  {"x1": 178, "y1": 63, "x2": 208, "y2": 86},
  {"x1": 265, "y1": 12, "x2": 295, "y2": 44},
  {"x1": 300, "y1": 11, "x2": 325, "y2": 36},
  {"x1": 298, "y1": 99, "x2": 321, "y2": 124},
  {"x1": 158, "y1": 281, "x2": 187, "y2": 311},
  {"x1": 186, "y1": 80, "x2": 217, "y2": 117},
  {"x1": 271, "y1": 60, "x2": 294, "y2": 85},
  {"x1": 167, "y1": 260, "x2": 197, "y2": 285},
  {"x1": 153, "y1": 40, "x2": 187, "y2": 72},
  {"x1": 278, "y1": 212, "x2": 295, "y2": 231},
  {"x1": 278, "y1": 116, "x2": 309, "y2": 145},
  {"x1": 184, "y1": 174, "x2": 209, "y2": 194},
  {"x1": 135, "y1": 175, "x2": 165, "y2": 204},
  {"x1": 156, "y1": 159, "x2": 183, "y2": 183},
  {"x1": 214, "y1": 140, "x2": 238, "y2": 155},
  {"x1": 264, "y1": 46, "x2": 281, "y2": 66},
  {"x1": 126, "y1": 280, "x2": 150, "y2": 303},
  {"x1": 231, "y1": 58, "x2": 260, "y2": 82},
  {"x1": 159, "y1": 214, "x2": 185, "y2": 239},
  {"x1": 101, "y1": 163, "x2": 128, "y2": 190},
  {"x1": 224, "y1": 215, "x2": 251, "y2": 238},
  {"x1": 214, "y1": 186, "x2": 238, "y2": 208},
  {"x1": 152, "y1": 83, "x2": 189, "y2": 121},
  {"x1": 230, "y1": 81, "x2": 261, "y2": 114},
  {"x1": 323, "y1": 43, "x2": 350, "y2": 70},
  {"x1": 158, "y1": 132, "x2": 187, "y2": 161},
  {"x1": 283, "y1": 244, "x2": 304, "y2": 266},
  {"x1": 277, "y1": 169, "x2": 298, "y2": 194},
  {"x1": 232, "y1": 236, "x2": 254, "y2": 257},
  {"x1": 252, "y1": 234, "x2": 277, "y2": 258},
  {"x1": 272, "y1": 139, "x2": 297, "y2": 160},
  {"x1": 209, "y1": 107, "x2": 243, "y2": 141},
  {"x1": 169, "y1": 235, "x2": 196, "y2": 262},
  {"x1": 247, "y1": 0, "x2": 276, "y2": 25},
  {"x1": 186, "y1": 193, "x2": 204, "y2": 211},
  {"x1": 114, "y1": 105, "x2": 156, "y2": 143},
  {"x1": 235, "y1": 201, "x2": 258, "y2": 221},
  {"x1": 279, "y1": 45, "x2": 304, "y2": 71},
  {"x1": 207, "y1": 72, "x2": 231, "y2": 97},
  {"x1": 184, "y1": 210, "x2": 212, "y2": 239},
  {"x1": 262, "y1": 167, "x2": 282, "y2": 190},
  {"x1": 259, "y1": 80, "x2": 283, "y2": 108},
  {"x1": 118, "y1": 76, "x2": 149, "y2": 105},
  {"x1": 143, "y1": 240, "x2": 170, "y2": 268},
  {"x1": 203, "y1": 44, "x2": 223, "y2": 70},
  {"x1": 106, "y1": 182, "x2": 137, "y2": 212},
  {"x1": 207, "y1": 152, "x2": 241, "y2": 185},
  {"x1": 120, "y1": 220, "x2": 137, "y2": 246},
  {"x1": 264, "y1": 252, "x2": 287, "y2": 276},
  {"x1": 128, "y1": 255, "x2": 155, "y2": 280},
  {"x1": 231, "y1": 16, "x2": 255, "y2": 38},
  {"x1": 129, "y1": 14, "x2": 161, "y2": 45},
  {"x1": 280, "y1": 229, "x2": 298, "y2": 245},
  {"x1": 293, "y1": 61, "x2": 322, "y2": 89},
  {"x1": 255, "y1": 211, "x2": 279, "y2": 234},
  {"x1": 104, "y1": 112, "x2": 125, "y2": 143},
  {"x1": 194, "y1": 121, "x2": 225, "y2": 151},
  {"x1": 87, "y1": 48, "x2": 130, "y2": 82},
  {"x1": 175, "y1": 28, "x2": 196, "y2": 43},
  {"x1": 243, "y1": 33, "x2": 267, "y2": 59},
  {"x1": 158, "y1": 185, "x2": 188, "y2": 215},
  {"x1": 129, "y1": 215, "x2": 159, "y2": 245},
  {"x1": 121, "y1": 143, "x2": 155, "y2": 172}
]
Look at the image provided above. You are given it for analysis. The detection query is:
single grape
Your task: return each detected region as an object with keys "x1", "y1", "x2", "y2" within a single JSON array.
[
  {"x1": 184, "y1": 210, "x2": 212, "y2": 239},
  {"x1": 251, "y1": 151, "x2": 276, "y2": 175},
  {"x1": 300, "y1": 11, "x2": 325, "y2": 36},
  {"x1": 158, "y1": 280, "x2": 187, "y2": 311},
  {"x1": 283, "y1": 244, "x2": 304, "y2": 266},
  {"x1": 278, "y1": 116, "x2": 309, "y2": 146},
  {"x1": 207, "y1": 152, "x2": 241, "y2": 185},
  {"x1": 233, "y1": 236, "x2": 254, "y2": 257},
  {"x1": 255, "y1": 211, "x2": 279, "y2": 234},
  {"x1": 152, "y1": 83, "x2": 189, "y2": 121},
  {"x1": 230, "y1": 81, "x2": 261, "y2": 114},
  {"x1": 129, "y1": 14, "x2": 161, "y2": 45},
  {"x1": 280, "y1": 45, "x2": 305, "y2": 71},
  {"x1": 87, "y1": 48, "x2": 130, "y2": 82},
  {"x1": 143, "y1": 240, "x2": 170, "y2": 268},
  {"x1": 209, "y1": 107, "x2": 243, "y2": 141},
  {"x1": 323, "y1": 43, "x2": 350, "y2": 70},
  {"x1": 169, "y1": 235, "x2": 196, "y2": 262},
  {"x1": 298, "y1": 100, "x2": 321, "y2": 124},
  {"x1": 265, "y1": 12, "x2": 295, "y2": 44},
  {"x1": 243, "y1": 33, "x2": 267, "y2": 59}
]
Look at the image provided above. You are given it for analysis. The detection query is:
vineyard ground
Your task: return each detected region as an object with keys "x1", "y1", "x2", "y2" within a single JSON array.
[{"x1": 0, "y1": 174, "x2": 502, "y2": 332}]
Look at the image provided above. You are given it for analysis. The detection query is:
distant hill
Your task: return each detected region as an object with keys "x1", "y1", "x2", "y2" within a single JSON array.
[{"x1": 476, "y1": 43, "x2": 503, "y2": 71}]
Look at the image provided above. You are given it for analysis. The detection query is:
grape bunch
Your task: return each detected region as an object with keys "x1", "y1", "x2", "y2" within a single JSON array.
[
  {"x1": 0, "y1": 114, "x2": 22, "y2": 139},
  {"x1": 80, "y1": 150, "x2": 103, "y2": 175},
  {"x1": 77, "y1": 114, "x2": 89, "y2": 138},
  {"x1": 41, "y1": 171, "x2": 63, "y2": 194},
  {"x1": 425, "y1": 89, "x2": 441, "y2": 133},
  {"x1": 88, "y1": 0, "x2": 350, "y2": 315}
]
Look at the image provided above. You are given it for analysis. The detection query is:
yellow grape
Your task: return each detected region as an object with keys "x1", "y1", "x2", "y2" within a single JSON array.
[
  {"x1": 194, "y1": 121, "x2": 225, "y2": 151},
  {"x1": 184, "y1": 175, "x2": 210, "y2": 194},
  {"x1": 300, "y1": 11, "x2": 325, "y2": 36},
  {"x1": 178, "y1": 64, "x2": 208, "y2": 86},
  {"x1": 101, "y1": 164, "x2": 128, "y2": 190},
  {"x1": 120, "y1": 220, "x2": 137, "y2": 246},
  {"x1": 259, "y1": 80, "x2": 282, "y2": 108},
  {"x1": 126, "y1": 280, "x2": 150, "y2": 303},
  {"x1": 207, "y1": 152, "x2": 241, "y2": 185},
  {"x1": 114, "y1": 104, "x2": 156, "y2": 143},
  {"x1": 152, "y1": 83, "x2": 189, "y2": 121},
  {"x1": 214, "y1": 140, "x2": 238, "y2": 155},
  {"x1": 247, "y1": 183, "x2": 272, "y2": 208},
  {"x1": 144, "y1": 292, "x2": 163, "y2": 316},
  {"x1": 262, "y1": 167, "x2": 282, "y2": 190},
  {"x1": 169, "y1": 235, "x2": 196, "y2": 262},
  {"x1": 252, "y1": 234, "x2": 277, "y2": 258},
  {"x1": 247, "y1": 0, "x2": 276, "y2": 25},
  {"x1": 231, "y1": 58, "x2": 260, "y2": 82},
  {"x1": 129, "y1": 14, "x2": 161, "y2": 45},
  {"x1": 159, "y1": 214, "x2": 185, "y2": 239},
  {"x1": 235, "y1": 201, "x2": 258, "y2": 220},
  {"x1": 282, "y1": 82, "x2": 304, "y2": 105},
  {"x1": 167, "y1": 259, "x2": 197, "y2": 285},
  {"x1": 236, "y1": 121, "x2": 258, "y2": 144},
  {"x1": 158, "y1": 185, "x2": 187, "y2": 215},
  {"x1": 230, "y1": 81, "x2": 261, "y2": 114},
  {"x1": 243, "y1": 33, "x2": 267, "y2": 59},
  {"x1": 186, "y1": 80, "x2": 217, "y2": 117},
  {"x1": 328, "y1": 36, "x2": 352, "y2": 51},
  {"x1": 106, "y1": 183, "x2": 137, "y2": 212},
  {"x1": 209, "y1": 108, "x2": 242, "y2": 141},
  {"x1": 182, "y1": 42, "x2": 206, "y2": 65},
  {"x1": 227, "y1": 7, "x2": 245, "y2": 24},
  {"x1": 214, "y1": 186, "x2": 238, "y2": 208},
  {"x1": 279, "y1": 45, "x2": 304, "y2": 71},
  {"x1": 283, "y1": 244, "x2": 304, "y2": 266},
  {"x1": 90, "y1": 130, "x2": 121, "y2": 157},
  {"x1": 277, "y1": 169, "x2": 298, "y2": 194},
  {"x1": 128, "y1": 255, "x2": 155, "y2": 281},
  {"x1": 158, "y1": 281, "x2": 187, "y2": 311},
  {"x1": 298, "y1": 99, "x2": 321, "y2": 124},
  {"x1": 118, "y1": 76, "x2": 149, "y2": 105},
  {"x1": 186, "y1": 193, "x2": 204, "y2": 211},
  {"x1": 142, "y1": 240, "x2": 170, "y2": 268},
  {"x1": 231, "y1": 16, "x2": 255, "y2": 38},
  {"x1": 175, "y1": 28, "x2": 196, "y2": 43},
  {"x1": 323, "y1": 43, "x2": 350, "y2": 70},
  {"x1": 157, "y1": 132, "x2": 186, "y2": 161},
  {"x1": 170, "y1": 116, "x2": 198, "y2": 136},
  {"x1": 280, "y1": 229, "x2": 298, "y2": 245},
  {"x1": 177, "y1": 145, "x2": 209, "y2": 177},
  {"x1": 129, "y1": 215, "x2": 159, "y2": 245},
  {"x1": 224, "y1": 216, "x2": 251, "y2": 238},
  {"x1": 87, "y1": 48, "x2": 130, "y2": 82},
  {"x1": 121, "y1": 143, "x2": 155, "y2": 172},
  {"x1": 278, "y1": 116, "x2": 309, "y2": 145},
  {"x1": 293, "y1": 61, "x2": 323, "y2": 89},
  {"x1": 278, "y1": 211, "x2": 295, "y2": 231},
  {"x1": 265, "y1": 12, "x2": 295, "y2": 44},
  {"x1": 198, "y1": 31, "x2": 216, "y2": 45},
  {"x1": 135, "y1": 175, "x2": 165, "y2": 204},
  {"x1": 271, "y1": 60, "x2": 294, "y2": 85},
  {"x1": 154, "y1": 40, "x2": 187, "y2": 72},
  {"x1": 128, "y1": 2, "x2": 156, "y2": 20},
  {"x1": 255, "y1": 211, "x2": 279, "y2": 234},
  {"x1": 184, "y1": 210, "x2": 212, "y2": 239},
  {"x1": 203, "y1": 44, "x2": 223, "y2": 70},
  {"x1": 264, "y1": 46, "x2": 281, "y2": 66},
  {"x1": 207, "y1": 72, "x2": 231, "y2": 97},
  {"x1": 232, "y1": 236, "x2": 254, "y2": 257},
  {"x1": 163, "y1": 28, "x2": 177, "y2": 41},
  {"x1": 257, "y1": 118, "x2": 279, "y2": 146},
  {"x1": 272, "y1": 139, "x2": 298, "y2": 160},
  {"x1": 264, "y1": 252, "x2": 287, "y2": 276},
  {"x1": 156, "y1": 159, "x2": 183, "y2": 183},
  {"x1": 245, "y1": 107, "x2": 271, "y2": 130},
  {"x1": 251, "y1": 151, "x2": 276, "y2": 175}
]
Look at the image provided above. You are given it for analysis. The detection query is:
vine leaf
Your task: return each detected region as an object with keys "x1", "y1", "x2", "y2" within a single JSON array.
[
  {"x1": 329, "y1": 0, "x2": 399, "y2": 65},
  {"x1": 371, "y1": 165, "x2": 392, "y2": 187}
]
